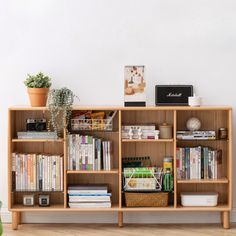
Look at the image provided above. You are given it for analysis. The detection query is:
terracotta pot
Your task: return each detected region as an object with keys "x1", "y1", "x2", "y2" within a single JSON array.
[{"x1": 27, "y1": 88, "x2": 49, "y2": 107}]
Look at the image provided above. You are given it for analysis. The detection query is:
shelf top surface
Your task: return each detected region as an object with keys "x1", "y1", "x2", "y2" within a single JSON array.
[{"x1": 9, "y1": 105, "x2": 232, "y2": 111}]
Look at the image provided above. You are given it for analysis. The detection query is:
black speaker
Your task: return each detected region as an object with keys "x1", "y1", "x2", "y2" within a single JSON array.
[{"x1": 155, "y1": 85, "x2": 193, "y2": 106}]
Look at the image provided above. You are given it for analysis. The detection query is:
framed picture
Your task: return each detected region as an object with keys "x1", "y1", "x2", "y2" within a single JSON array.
[{"x1": 124, "y1": 66, "x2": 146, "y2": 106}]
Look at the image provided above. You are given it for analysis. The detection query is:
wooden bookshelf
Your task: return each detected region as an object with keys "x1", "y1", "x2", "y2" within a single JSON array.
[{"x1": 8, "y1": 106, "x2": 232, "y2": 230}]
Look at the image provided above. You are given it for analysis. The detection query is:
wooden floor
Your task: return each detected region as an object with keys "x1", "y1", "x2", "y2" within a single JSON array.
[{"x1": 2, "y1": 224, "x2": 236, "y2": 236}]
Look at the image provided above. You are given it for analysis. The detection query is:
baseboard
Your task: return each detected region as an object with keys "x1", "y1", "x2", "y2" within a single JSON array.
[{"x1": 2, "y1": 207, "x2": 236, "y2": 224}]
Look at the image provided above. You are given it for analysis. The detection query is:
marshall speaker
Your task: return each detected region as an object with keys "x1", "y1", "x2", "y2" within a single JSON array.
[{"x1": 155, "y1": 85, "x2": 193, "y2": 106}]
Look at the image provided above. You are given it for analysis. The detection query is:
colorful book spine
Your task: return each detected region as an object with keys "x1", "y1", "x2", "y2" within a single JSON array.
[{"x1": 176, "y1": 146, "x2": 222, "y2": 180}]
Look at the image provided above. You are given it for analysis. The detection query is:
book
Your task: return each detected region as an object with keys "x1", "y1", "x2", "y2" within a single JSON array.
[{"x1": 68, "y1": 202, "x2": 111, "y2": 208}]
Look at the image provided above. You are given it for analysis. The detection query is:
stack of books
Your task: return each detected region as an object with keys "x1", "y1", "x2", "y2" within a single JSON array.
[
  {"x1": 176, "y1": 147, "x2": 222, "y2": 180},
  {"x1": 68, "y1": 185, "x2": 112, "y2": 208},
  {"x1": 12, "y1": 153, "x2": 63, "y2": 191},
  {"x1": 122, "y1": 125, "x2": 156, "y2": 139},
  {"x1": 17, "y1": 131, "x2": 58, "y2": 139},
  {"x1": 176, "y1": 131, "x2": 216, "y2": 140},
  {"x1": 67, "y1": 134, "x2": 112, "y2": 171}
]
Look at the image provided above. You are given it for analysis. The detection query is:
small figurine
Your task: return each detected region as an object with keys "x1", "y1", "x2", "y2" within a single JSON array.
[
  {"x1": 128, "y1": 127, "x2": 133, "y2": 139},
  {"x1": 154, "y1": 130, "x2": 160, "y2": 140},
  {"x1": 137, "y1": 127, "x2": 142, "y2": 139}
]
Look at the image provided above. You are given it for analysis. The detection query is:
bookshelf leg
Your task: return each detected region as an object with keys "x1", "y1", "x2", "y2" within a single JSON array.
[
  {"x1": 17, "y1": 212, "x2": 21, "y2": 225},
  {"x1": 222, "y1": 211, "x2": 230, "y2": 229},
  {"x1": 118, "y1": 212, "x2": 123, "y2": 227},
  {"x1": 12, "y1": 212, "x2": 19, "y2": 230}
]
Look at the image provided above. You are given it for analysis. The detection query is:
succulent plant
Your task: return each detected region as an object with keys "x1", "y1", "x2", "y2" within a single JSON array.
[{"x1": 24, "y1": 72, "x2": 51, "y2": 88}]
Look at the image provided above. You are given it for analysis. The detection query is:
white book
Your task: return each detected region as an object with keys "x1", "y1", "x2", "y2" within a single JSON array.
[{"x1": 69, "y1": 202, "x2": 111, "y2": 208}]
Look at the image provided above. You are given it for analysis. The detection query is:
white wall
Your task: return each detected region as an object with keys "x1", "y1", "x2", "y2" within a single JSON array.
[{"x1": 1, "y1": 0, "x2": 236, "y2": 223}]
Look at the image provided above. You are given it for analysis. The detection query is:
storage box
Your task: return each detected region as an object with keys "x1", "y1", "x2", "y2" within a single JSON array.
[
  {"x1": 125, "y1": 192, "x2": 168, "y2": 207},
  {"x1": 124, "y1": 178, "x2": 156, "y2": 191},
  {"x1": 181, "y1": 192, "x2": 218, "y2": 207}
]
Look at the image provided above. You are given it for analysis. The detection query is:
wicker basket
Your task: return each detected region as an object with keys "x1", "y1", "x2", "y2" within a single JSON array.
[{"x1": 124, "y1": 192, "x2": 168, "y2": 207}]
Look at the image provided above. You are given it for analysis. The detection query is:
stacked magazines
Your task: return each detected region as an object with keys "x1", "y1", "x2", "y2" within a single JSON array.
[
  {"x1": 177, "y1": 131, "x2": 216, "y2": 140},
  {"x1": 68, "y1": 185, "x2": 112, "y2": 208}
]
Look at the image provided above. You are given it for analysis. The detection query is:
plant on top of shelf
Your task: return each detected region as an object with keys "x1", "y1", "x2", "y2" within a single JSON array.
[
  {"x1": 24, "y1": 72, "x2": 52, "y2": 107},
  {"x1": 47, "y1": 87, "x2": 76, "y2": 136}
]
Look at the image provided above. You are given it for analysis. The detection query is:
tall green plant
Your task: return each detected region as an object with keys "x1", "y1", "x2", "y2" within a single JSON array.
[
  {"x1": 24, "y1": 72, "x2": 51, "y2": 88},
  {"x1": 47, "y1": 87, "x2": 75, "y2": 136}
]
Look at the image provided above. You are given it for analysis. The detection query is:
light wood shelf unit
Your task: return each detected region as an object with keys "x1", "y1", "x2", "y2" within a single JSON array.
[{"x1": 8, "y1": 106, "x2": 232, "y2": 230}]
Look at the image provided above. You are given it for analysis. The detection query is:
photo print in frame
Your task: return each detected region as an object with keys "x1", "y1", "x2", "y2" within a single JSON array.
[{"x1": 124, "y1": 66, "x2": 146, "y2": 107}]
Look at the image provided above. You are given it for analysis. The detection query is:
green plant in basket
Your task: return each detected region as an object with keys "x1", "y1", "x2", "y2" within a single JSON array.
[{"x1": 47, "y1": 87, "x2": 77, "y2": 136}]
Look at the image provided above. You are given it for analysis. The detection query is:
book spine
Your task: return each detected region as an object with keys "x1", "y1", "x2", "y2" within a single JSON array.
[{"x1": 12, "y1": 153, "x2": 16, "y2": 191}]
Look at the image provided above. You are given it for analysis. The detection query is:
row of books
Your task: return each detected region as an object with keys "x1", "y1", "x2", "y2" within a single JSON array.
[
  {"x1": 176, "y1": 131, "x2": 216, "y2": 140},
  {"x1": 68, "y1": 185, "x2": 111, "y2": 208},
  {"x1": 176, "y1": 146, "x2": 222, "y2": 180},
  {"x1": 12, "y1": 153, "x2": 63, "y2": 191},
  {"x1": 67, "y1": 134, "x2": 112, "y2": 171}
]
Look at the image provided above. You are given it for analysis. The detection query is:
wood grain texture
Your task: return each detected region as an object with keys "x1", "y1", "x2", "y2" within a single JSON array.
[{"x1": 3, "y1": 223, "x2": 236, "y2": 235}]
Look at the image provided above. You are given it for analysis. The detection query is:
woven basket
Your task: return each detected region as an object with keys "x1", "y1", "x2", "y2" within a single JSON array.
[{"x1": 125, "y1": 192, "x2": 168, "y2": 207}]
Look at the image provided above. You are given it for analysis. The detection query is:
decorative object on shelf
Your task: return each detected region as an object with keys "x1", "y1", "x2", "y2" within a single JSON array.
[
  {"x1": 23, "y1": 195, "x2": 34, "y2": 206},
  {"x1": 137, "y1": 128, "x2": 142, "y2": 139},
  {"x1": 26, "y1": 118, "x2": 47, "y2": 131},
  {"x1": 218, "y1": 128, "x2": 228, "y2": 140},
  {"x1": 0, "y1": 201, "x2": 3, "y2": 236},
  {"x1": 159, "y1": 123, "x2": 173, "y2": 139},
  {"x1": 155, "y1": 85, "x2": 193, "y2": 106},
  {"x1": 24, "y1": 72, "x2": 51, "y2": 107},
  {"x1": 181, "y1": 192, "x2": 218, "y2": 207},
  {"x1": 39, "y1": 195, "x2": 50, "y2": 207},
  {"x1": 122, "y1": 125, "x2": 156, "y2": 139},
  {"x1": 154, "y1": 130, "x2": 160, "y2": 139},
  {"x1": 186, "y1": 117, "x2": 201, "y2": 131},
  {"x1": 163, "y1": 169, "x2": 173, "y2": 192},
  {"x1": 163, "y1": 156, "x2": 173, "y2": 173},
  {"x1": 124, "y1": 65, "x2": 146, "y2": 107},
  {"x1": 188, "y1": 94, "x2": 202, "y2": 107},
  {"x1": 47, "y1": 87, "x2": 76, "y2": 136},
  {"x1": 128, "y1": 127, "x2": 133, "y2": 139}
]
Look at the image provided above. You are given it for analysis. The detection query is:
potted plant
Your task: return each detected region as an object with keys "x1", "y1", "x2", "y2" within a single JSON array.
[
  {"x1": 47, "y1": 87, "x2": 76, "y2": 136},
  {"x1": 24, "y1": 72, "x2": 51, "y2": 107}
]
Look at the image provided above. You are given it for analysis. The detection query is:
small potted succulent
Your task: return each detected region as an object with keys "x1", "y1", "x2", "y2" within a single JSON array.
[{"x1": 24, "y1": 72, "x2": 51, "y2": 107}]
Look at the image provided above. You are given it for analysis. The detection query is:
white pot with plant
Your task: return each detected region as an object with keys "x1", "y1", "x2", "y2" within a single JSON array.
[{"x1": 24, "y1": 72, "x2": 51, "y2": 107}]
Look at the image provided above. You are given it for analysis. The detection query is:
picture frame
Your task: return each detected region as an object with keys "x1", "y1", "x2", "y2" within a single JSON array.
[{"x1": 124, "y1": 66, "x2": 146, "y2": 106}]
